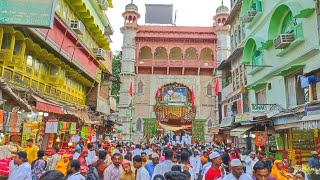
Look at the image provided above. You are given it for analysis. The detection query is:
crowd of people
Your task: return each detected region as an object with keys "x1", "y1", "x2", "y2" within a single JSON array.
[{"x1": 5, "y1": 138, "x2": 312, "y2": 180}]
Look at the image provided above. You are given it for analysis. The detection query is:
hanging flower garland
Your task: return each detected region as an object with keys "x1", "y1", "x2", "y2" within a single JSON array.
[{"x1": 255, "y1": 132, "x2": 268, "y2": 146}]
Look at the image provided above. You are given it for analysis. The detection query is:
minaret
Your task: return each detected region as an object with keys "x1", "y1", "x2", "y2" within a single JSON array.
[
  {"x1": 118, "y1": 1, "x2": 140, "y2": 142},
  {"x1": 214, "y1": 1, "x2": 230, "y2": 126},
  {"x1": 214, "y1": 0, "x2": 230, "y2": 65}
]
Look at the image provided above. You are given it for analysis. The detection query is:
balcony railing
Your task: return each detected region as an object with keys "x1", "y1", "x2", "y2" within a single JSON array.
[{"x1": 137, "y1": 59, "x2": 215, "y2": 68}]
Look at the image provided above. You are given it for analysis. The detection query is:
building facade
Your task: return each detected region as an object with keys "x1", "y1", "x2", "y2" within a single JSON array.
[
  {"x1": 236, "y1": 0, "x2": 320, "y2": 163},
  {"x1": 118, "y1": 2, "x2": 229, "y2": 143},
  {"x1": 0, "y1": 0, "x2": 114, "y2": 147}
]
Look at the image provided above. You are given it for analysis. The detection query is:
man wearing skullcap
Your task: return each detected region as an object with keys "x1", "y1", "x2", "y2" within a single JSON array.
[{"x1": 223, "y1": 159, "x2": 253, "y2": 180}]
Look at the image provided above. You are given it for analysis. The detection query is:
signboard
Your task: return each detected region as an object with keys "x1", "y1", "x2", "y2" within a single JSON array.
[
  {"x1": 235, "y1": 113, "x2": 251, "y2": 123},
  {"x1": 164, "y1": 87, "x2": 187, "y2": 104},
  {"x1": 0, "y1": 0, "x2": 55, "y2": 28},
  {"x1": 252, "y1": 104, "x2": 277, "y2": 113}
]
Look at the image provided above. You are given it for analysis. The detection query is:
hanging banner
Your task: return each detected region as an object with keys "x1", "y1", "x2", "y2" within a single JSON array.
[
  {"x1": 45, "y1": 122, "x2": 58, "y2": 133},
  {"x1": 0, "y1": 0, "x2": 55, "y2": 28}
]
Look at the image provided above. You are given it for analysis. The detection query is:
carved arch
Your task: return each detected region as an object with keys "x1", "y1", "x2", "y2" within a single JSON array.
[
  {"x1": 200, "y1": 48, "x2": 213, "y2": 61},
  {"x1": 169, "y1": 47, "x2": 183, "y2": 60},
  {"x1": 154, "y1": 47, "x2": 168, "y2": 60},
  {"x1": 185, "y1": 47, "x2": 198, "y2": 60},
  {"x1": 139, "y1": 46, "x2": 153, "y2": 60}
]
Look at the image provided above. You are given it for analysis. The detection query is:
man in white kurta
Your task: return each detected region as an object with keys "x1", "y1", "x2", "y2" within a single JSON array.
[
  {"x1": 133, "y1": 155, "x2": 151, "y2": 180},
  {"x1": 8, "y1": 151, "x2": 32, "y2": 180},
  {"x1": 152, "y1": 149, "x2": 174, "y2": 179},
  {"x1": 189, "y1": 149, "x2": 201, "y2": 179}
]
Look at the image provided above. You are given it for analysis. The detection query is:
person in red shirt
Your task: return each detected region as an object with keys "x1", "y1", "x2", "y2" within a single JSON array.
[{"x1": 205, "y1": 152, "x2": 224, "y2": 180}]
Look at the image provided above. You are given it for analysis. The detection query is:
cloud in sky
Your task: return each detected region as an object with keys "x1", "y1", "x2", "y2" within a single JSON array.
[{"x1": 108, "y1": 0, "x2": 231, "y2": 51}]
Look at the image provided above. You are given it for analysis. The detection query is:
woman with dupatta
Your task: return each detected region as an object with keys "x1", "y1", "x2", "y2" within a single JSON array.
[
  {"x1": 54, "y1": 154, "x2": 70, "y2": 176},
  {"x1": 78, "y1": 150, "x2": 89, "y2": 176},
  {"x1": 270, "y1": 160, "x2": 291, "y2": 180}
]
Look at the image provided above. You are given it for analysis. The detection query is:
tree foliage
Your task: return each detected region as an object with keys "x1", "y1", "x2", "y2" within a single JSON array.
[{"x1": 111, "y1": 51, "x2": 122, "y2": 103}]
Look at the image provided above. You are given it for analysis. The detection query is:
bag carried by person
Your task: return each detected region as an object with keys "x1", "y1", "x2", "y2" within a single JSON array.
[{"x1": 86, "y1": 161, "x2": 104, "y2": 180}]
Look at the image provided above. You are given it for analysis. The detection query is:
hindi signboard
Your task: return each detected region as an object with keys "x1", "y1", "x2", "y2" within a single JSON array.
[{"x1": 0, "y1": 0, "x2": 55, "y2": 28}]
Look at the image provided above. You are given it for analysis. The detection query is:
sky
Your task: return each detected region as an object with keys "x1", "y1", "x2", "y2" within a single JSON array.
[{"x1": 108, "y1": 0, "x2": 231, "y2": 51}]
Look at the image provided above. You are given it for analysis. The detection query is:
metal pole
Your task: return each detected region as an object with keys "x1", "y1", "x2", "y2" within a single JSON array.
[{"x1": 130, "y1": 98, "x2": 133, "y2": 142}]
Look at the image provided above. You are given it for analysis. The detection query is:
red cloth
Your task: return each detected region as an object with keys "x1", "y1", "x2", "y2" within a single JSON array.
[
  {"x1": 214, "y1": 78, "x2": 219, "y2": 96},
  {"x1": 191, "y1": 89, "x2": 195, "y2": 107},
  {"x1": 205, "y1": 167, "x2": 222, "y2": 180},
  {"x1": 129, "y1": 82, "x2": 133, "y2": 96}
]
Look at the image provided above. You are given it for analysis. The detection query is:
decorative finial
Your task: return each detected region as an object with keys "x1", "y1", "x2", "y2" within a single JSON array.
[
  {"x1": 222, "y1": 0, "x2": 224, "y2": 5},
  {"x1": 131, "y1": 0, "x2": 133, "y2": 4}
]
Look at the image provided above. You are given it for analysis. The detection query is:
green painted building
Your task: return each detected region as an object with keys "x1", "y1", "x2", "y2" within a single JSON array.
[{"x1": 241, "y1": 0, "x2": 320, "y2": 129}]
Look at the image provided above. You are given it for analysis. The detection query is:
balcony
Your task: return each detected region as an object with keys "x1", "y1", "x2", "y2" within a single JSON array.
[
  {"x1": 137, "y1": 59, "x2": 215, "y2": 68},
  {"x1": 221, "y1": 83, "x2": 233, "y2": 101}
]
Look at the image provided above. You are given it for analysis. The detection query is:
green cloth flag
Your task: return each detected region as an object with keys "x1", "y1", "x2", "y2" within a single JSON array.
[{"x1": 69, "y1": 122, "x2": 76, "y2": 135}]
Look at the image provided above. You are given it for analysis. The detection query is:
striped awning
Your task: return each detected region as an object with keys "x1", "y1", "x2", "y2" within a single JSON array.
[{"x1": 300, "y1": 114, "x2": 320, "y2": 129}]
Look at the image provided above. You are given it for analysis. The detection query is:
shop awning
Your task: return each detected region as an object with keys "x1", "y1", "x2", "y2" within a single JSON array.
[
  {"x1": 274, "y1": 123, "x2": 300, "y2": 131},
  {"x1": 230, "y1": 125, "x2": 254, "y2": 136},
  {"x1": 32, "y1": 95, "x2": 64, "y2": 114},
  {"x1": 300, "y1": 114, "x2": 320, "y2": 129},
  {"x1": 64, "y1": 107, "x2": 92, "y2": 124},
  {"x1": 220, "y1": 117, "x2": 234, "y2": 128},
  {"x1": 0, "y1": 78, "x2": 32, "y2": 112}
]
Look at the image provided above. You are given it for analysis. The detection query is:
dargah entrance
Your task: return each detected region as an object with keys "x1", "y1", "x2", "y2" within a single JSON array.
[{"x1": 143, "y1": 82, "x2": 206, "y2": 143}]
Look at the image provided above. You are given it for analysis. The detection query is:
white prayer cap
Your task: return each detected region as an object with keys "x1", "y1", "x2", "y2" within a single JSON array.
[
  {"x1": 112, "y1": 149, "x2": 120, "y2": 155},
  {"x1": 152, "y1": 153, "x2": 159, "y2": 158},
  {"x1": 209, "y1": 152, "x2": 220, "y2": 159},
  {"x1": 230, "y1": 159, "x2": 242, "y2": 167},
  {"x1": 250, "y1": 151, "x2": 256, "y2": 155}
]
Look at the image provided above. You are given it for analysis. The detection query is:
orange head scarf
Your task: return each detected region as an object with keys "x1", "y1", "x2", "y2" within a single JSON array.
[
  {"x1": 270, "y1": 160, "x2": 289, "y2": 180},
  {"x1": 55, "y1": 154, "x2": 70, "y2": 176}
]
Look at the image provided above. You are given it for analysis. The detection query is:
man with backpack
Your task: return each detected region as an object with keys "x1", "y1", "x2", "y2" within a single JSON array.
[{"x1": 87, "y1": 150, "x2": 108, "y2": 180}]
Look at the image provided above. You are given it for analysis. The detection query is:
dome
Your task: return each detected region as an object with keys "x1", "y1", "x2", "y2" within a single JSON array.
[
  {"x1": 125, "y1": 3, "x2": 138, "y2": 12},
  {"x1": 216, "y1": 4, "x2": 229, "y2": 14}
]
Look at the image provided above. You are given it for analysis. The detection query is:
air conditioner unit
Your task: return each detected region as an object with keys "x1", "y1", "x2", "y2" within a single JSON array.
[
  {"x1": 274, "y1": 34, "x2": 294, "y2": 49},
  {"x1": 93, "y1": 48, "x2": 106, "y2": 61},
  {"x1": 243, "y1": 9, "x2": 257, "y2": 23},
  {"x1": 70, "y1": 20, "x2": 85, "y2": 35},
  {"x1": 97, "y1": 0, "x2": 108, "y2": 10}
]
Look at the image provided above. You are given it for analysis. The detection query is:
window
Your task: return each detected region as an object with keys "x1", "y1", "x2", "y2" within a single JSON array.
[
  {"x1": 137, "y1": 80, "x2": 143, "y2": 94},
  {"x1": 136, "y1": 118, "x2": 142, "y2": 131},
  {"x1": 207, "y1": 120, "x2": 212, "y2": 127},
  {"x1": 50, "y1": 66, "x2": 58, "y2": 75},
  {"x1": 207, "y1": 83, "x2": 213, "y2": 96},
  {"x1": 26, "y1": 55, "x2": 33, "y2": 66},
  {"x1": 41, "y1": 63, "x2": 47, "y2": 73},
  {"x1": 13, "y1": 40, "x2": 23, "y2": 55},
  {"x1": 256, "y1": 89, "x2": 267, "y2": 104},
  {"x1": 60, "y1": 69, "x2": 65, "y2": 78},
  {"x1": 63, "y1": 4, "x2": 68, "y2": 19},
  {"x1": 56, "y1": 0, "x2": 62, "y2": 12},
  {"x1": 34, "y1": 59, "x2": 40, "y2": 71},
  {"x1": 286, "y1": 72, "x2": 305, "y2": 107},
  {"x1": 281, "y1": 11, "x2": 295, "y2": 34},
  {"x1": 1, "y1": 33, "x2": 12, "y2": 50}
]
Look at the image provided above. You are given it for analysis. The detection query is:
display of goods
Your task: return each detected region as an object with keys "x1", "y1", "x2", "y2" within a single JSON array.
[
  {"x1": 301, "y1": 164, "x2": 315, "y2": 175},
  {"x1": 0, "y1": 145, "x2": 17, "y2": 160},
  {"x1": 0, "y1": 158, "x2": 11, "y2": 177}
]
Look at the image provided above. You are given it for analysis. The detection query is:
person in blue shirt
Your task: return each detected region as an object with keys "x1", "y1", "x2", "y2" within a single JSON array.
[
  {"x1": 145, "y1": 153, "x2": 160, "y2": 178},
  {"x1": 308, "y1": 151, "x2": 320, "y2": 168}
]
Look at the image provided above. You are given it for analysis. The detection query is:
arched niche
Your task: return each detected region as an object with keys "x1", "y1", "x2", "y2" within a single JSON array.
[
  {"x1": 199, "y1": 48, "x2": 213, "y2": 61},
  {"x1": 185, "y1": 47, "x2": 198, "y2": 60},
  {"x1": 154, "y1": 47, "x2": 168, "y2": 60},
  {"x1": 169, "y1": 47, "x2": 183, "y2": 60},
  {"x1": 139, "y1": 46, "x2": 152, "y2": 60}
]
